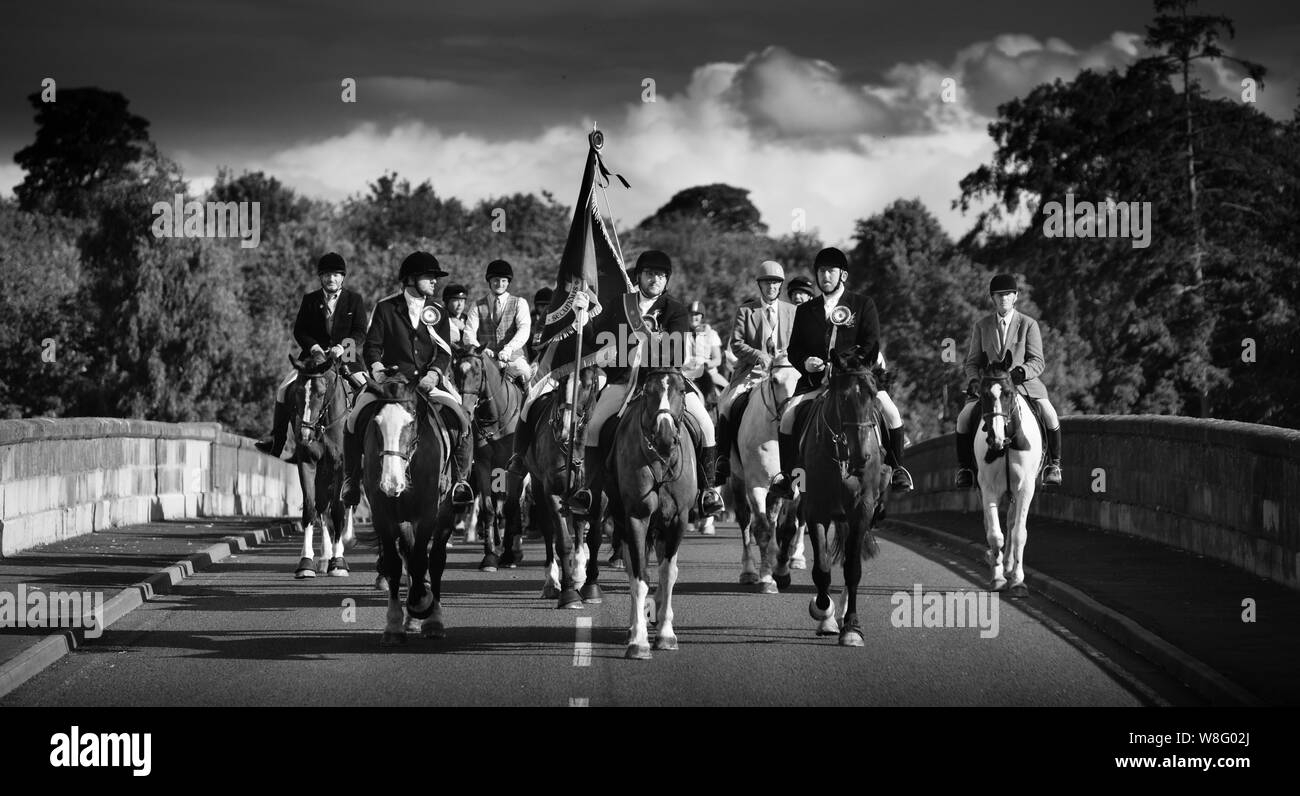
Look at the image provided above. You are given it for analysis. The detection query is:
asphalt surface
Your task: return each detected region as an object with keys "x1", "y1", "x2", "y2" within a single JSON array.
[{"x1": 2, "y1": 522, "x2": 1156, "y2": 707}]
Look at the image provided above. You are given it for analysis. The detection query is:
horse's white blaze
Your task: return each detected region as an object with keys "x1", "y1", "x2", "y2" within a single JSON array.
[
  {"x1": 302, "y1": 377, "x2": 316, "y2": 426},
  {"x1": 376, "y1": 404, "x2": 413, "y2": 496},
  {"x1": 988, "y1": 383, "x2": 1006, "y2": 449},
  {"x1": 655, "y1": 378, "x2": 673, "y2": 438}
]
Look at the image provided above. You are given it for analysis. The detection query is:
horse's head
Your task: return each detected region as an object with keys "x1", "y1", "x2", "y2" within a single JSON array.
[
  {"x1": 769, "y1": 352, "x2": 801, "y2": 404},
  {"x1": 371, "y1": 378, "x2": 419, "y2": 497},
  {"x1": 289, "y1": 358, "x2": 341, "y2": 447},
  {"x1": 980, "y1": 350, "x2": 1017, "y2": 452},
  {"x1": 641, "y1": 369, "x2": 685, "y2": 456},
  {"x1": 453, "y1": 351, "x2": 484, "y2": 414},
  {"x1": 826, "y1": 348, "x2": 881, "y2": 476}
]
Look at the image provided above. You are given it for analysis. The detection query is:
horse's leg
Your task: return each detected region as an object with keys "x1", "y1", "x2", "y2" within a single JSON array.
[
  {"x1": 540, "y1": 493, "x2": 562, "y2": 599},
  {"x1": 327, "y1": 494, "x2": 350, "y2": 576},
  {"x1": 1007, "y1": 459, "x2": 1034, "y2": 595},
  {"x1": 838, "y1": 517, "x2": 865, "y2": 647},
  {"x1": 295, "y1": 460, "x2": 318, "y2": 577},
  {"x1": 791, "y1": 518, "x2": 807, "y2": 569},
  {"x1": 771, "y1": 494, "x2": 795, "y2": 590},
  {"x1": 653, "y1": 516, "x2": 685, "y2": 651},
  {"x1": 738, "y1": 488, "x2": 759, "y2": 585},
  {"x1": 316, "y1": 469, "x2": 336, "y2": 576},
  {"x1": 554, "y1": 489, "x2": 583, "y2": 609},
  {"x1": 983, "y1": 488, "x2": 1007, "y2": 591},
  {"x1": 421, "y1": 507, "x2": 450, "y2": 639},
  {"x1": 378, "y1": 522, "x2": 406, "y2": 645},
  {"x1": 580, "y1": 494, "x2": 603, "y2": 603},
  {"x1": 624, "y1": 511, "x2": 652, "y2": 660},
  {"x1": 406, "y1": 515, "x2": 436, "y2": 622},
  {"x1": 807, "y1": 520, "x2": 839, "y2": 636}
]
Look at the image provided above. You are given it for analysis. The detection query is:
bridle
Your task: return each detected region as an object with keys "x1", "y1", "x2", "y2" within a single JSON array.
[
  {"x1": 298, "y1": 361, "x2": 349, "y2": 443},
  {"x1": 819, "y1": 367, "x2": 879, "y2": 480},
  {"x1": 548, "y1": 371, "x2": 598, "y2": 461},
  {"x1": 637, "y1": 374, "x2": 686, "y2": 487}
]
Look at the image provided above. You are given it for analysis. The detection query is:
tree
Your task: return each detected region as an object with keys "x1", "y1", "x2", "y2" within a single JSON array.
[
  {"x1": 13, "y1": 88, "x2": 153, "y2": 219},
  {"x1": 639, "y1": 183, "x2": 768, "y2": 234}
]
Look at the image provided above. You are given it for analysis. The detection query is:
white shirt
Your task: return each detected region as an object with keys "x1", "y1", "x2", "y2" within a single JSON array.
[
  {"x1": 822, "y1": 286, "x2": 845, "y2": 319},
  {"x1": 996, "y1": 309, "x2": 1015, "y2": 350},
  {"x1": 404, "y1": 290, "x2": 426, "y2": 330}
]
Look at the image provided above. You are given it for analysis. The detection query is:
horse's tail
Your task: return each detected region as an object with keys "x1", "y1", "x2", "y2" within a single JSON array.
[{"x1": 827, "y1": 499, "x2": 882, "y2": 564}]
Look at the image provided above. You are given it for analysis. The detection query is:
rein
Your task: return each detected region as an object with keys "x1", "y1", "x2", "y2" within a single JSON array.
[
  {"x1": 819, "y1": 369, "x2": 878, "y2": 480},
  {"x1": 299, "y1": 364, "x2": 349, "y2": 440}
]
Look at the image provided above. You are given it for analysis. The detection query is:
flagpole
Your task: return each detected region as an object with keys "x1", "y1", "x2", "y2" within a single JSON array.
[{"x1": 565, "y1": 125, "x2": 602, "y2": 498}]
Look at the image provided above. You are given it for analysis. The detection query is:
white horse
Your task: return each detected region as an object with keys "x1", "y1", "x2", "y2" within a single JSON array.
[
  {"x1": 972, "y1": 353, "x2": 1043, "y2": 597},
  {"x1": 730, "y1": 359, "x2": 805, "y2": 593}
]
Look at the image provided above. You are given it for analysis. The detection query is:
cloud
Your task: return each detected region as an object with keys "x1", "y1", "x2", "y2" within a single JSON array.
[
  {"x1": 0, "y1": 165, "x2": 21, "y2": 198},
  {"x1": 186, "y1": 30, "x2": 1278, "y2": 246}
]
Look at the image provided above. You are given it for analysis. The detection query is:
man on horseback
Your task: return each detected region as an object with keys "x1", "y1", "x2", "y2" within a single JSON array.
[
  {"x1": 443, "y1": 283, "x2": 471, "y2": 353},
  {"x1": 954, "y1": 273, "x2": 1063, "y2": 487},
  {"x1": 256, "y1": 252, "x2": 369, "y2": 461},
  {"x1": 683, "y1": 300, "x2": 724, "y2": 408},
  {"x1": 769, "y1": 247, "x2": 913, "y2": 498},
  {"x1": 566, "y1": 250, "x2": 726, "y2": 518},
  {"x1": 528, "y1": 286, "x2": 553, "y2": 367},
  {"x1": 786, "y1": 275, "x2": 815, "y2": 305},
  {"x1": 464, "y1": 259, "x2": 532, "y2": 386},
  {"x1": 714, "y1": 259, "x2": 795, "y2": 482},
  {"x1": 340, "y1": 251, "x2": 475, "y2": 509}
]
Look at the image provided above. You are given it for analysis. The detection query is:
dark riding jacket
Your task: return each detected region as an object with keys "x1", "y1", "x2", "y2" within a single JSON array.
[
  {"x1": 604, "y1": 292, "x2": 690, "y2": 385},
  {"x1": 293, "y1": 288, "x2": 368, "y2": 375},
  {"x1": 787, "y1": 290, "x2": 881, "y2": 394},
  {"x1": 363, "y1": 292, "x2": 455, "y2": 383}
]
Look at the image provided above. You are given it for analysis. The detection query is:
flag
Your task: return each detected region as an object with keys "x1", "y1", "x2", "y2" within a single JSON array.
[{"x1": 532, "y1": 138, "x2": 633, "y2": 384}]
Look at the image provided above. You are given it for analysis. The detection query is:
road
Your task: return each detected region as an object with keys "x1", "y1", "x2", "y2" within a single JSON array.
[{"x1": 2, "y1": 521, "x2": 1157, "y2": 707}]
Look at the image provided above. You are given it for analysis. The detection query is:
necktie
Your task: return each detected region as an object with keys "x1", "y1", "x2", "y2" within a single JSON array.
[
  {"x1": 999, "y1": 317, "x2": 1008, "y2": 351},
  {"x1": 766, "y1": 305, "x2": 778, "y2": 354}
]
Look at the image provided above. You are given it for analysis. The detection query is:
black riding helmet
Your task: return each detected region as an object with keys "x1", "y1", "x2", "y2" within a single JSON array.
[
  {"x1": 634, "y1": 249, "x2": 672, "y2": 278},
  {"x1": 399, "y1": 251, "x2": 447, "y2": 282},
  {"x1": 317, "y1": 252, "x2": 346, "y2": 275},
  {"x1": 485, "y1": 259, "x2": 514, "y2": 281},
  {"x1": 443, "y1": 283, "x2": 468, "y2": 302},
  {"x1": 786, "y1": 276, "x2": 814, "y2": 299}
]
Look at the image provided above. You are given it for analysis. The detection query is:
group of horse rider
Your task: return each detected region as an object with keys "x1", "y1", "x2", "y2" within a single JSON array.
[{"x1": 256, "y1": 243, "x2": 1064, "y2": 519}]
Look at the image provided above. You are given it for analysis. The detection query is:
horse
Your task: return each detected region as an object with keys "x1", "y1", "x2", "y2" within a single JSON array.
[
  {"x1": 973, "y1": 351, "x2": 1043, "y2": 597},
  {"x1": 285, "y1": 354, "x2": 354, "y2": 579},
  {"x1": 362, "y1": 375, "x2": 457, "y2": 645},
  {"x1": 791, "y1": 346, "x2": 890, "y2": 647},
  {"x1": 607, "y1": 370, "x2": 697, "y2": 660},
  {"x1": 729, "y1": 359, "x2": 804, "y2": 592},
  {"x1": 453, "y1": 350, "x2": 524, "y2": 572},
  {"x1": 520, "y1": 366, "x2": 604, "y2": 608}
]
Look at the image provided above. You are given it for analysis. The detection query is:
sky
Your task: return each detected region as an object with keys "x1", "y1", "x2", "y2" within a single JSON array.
[{"x1": 2, "y1": 0, "x2": 1297, "y2": 244}]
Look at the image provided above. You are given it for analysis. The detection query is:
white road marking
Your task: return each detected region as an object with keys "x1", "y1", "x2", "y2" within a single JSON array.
[
  {"x1": 573, "y1": 616, "x2": 592, "y2": 667},
  {"x1": 568, "y1": 697, "x2": 589, "y2": 707}
]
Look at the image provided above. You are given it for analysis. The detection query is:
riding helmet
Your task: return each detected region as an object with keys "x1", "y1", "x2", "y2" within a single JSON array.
[
  {"x1": 786, "y1": 276, "x2": 815, "y2": 299},
  {"x1": 485, "y1": 259, "x2": 514, "y2": 281},
  {"x1": 398, "y1": 251, "x2": 448, "y2": 282},
  {"x1": 813, "y1": 247, "x2": 848, "y2": 270},
  {"x1": 989, "y1": 273, "x2": 1018, "y2": 294},
  {"x1": 634, "y1": 249, "x2": 672, "y2": 277},
  {"x1": 534, "y1": 287, "x2": 554, "y2": 307},
  {"x1": 316, "y1": 252, "x2": 346, "y2": 275},
  {"x1": 442, "y1": 283, "x2": 468, "y2": 302},
  {"x1": 756, "y1": 260, "x2": 785, "y2": 282}
]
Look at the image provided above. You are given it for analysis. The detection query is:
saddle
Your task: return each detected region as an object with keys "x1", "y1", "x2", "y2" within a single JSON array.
[
  {"x1": 360, "y1": 379, "x2": 468, "y2": 440},
  {"x1": 600, "y1": 392, "x2": 703, "y2": 479},
  {"x1": 792, "y1": 390, "x2": 886, "y2": 469}
]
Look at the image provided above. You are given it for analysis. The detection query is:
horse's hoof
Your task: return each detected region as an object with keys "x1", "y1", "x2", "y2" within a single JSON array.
[
  {"x1": 839, "y1": 628, "x2": 865, "y2": 647},
  {"x1": 541, "y1": 582, "x2": 561, "y2": 600},
  {"x1": 580, "y1": 583, "x2": 604, "y2": 604},
  {"x1": 774, "y1": 572, "x2": 792, "y2": 591},
  {"x1": 327, "y1": 557, "x2": 349, "y2": 577},
  {"x1": 294, "y1": 557, "x2": 316, "y2": 579},
  {"x1": 739, "y1": 571, "x2": 759, "y2": 585},
  {"x1": 757, "y1": 580, "x2": 779, "y2": 595},
  {"x1": 558, "y1": 589, "x2": 583, "y2": 609},
  {"x1": 816, "y1": 616, "x2": 840, "y2": 636},
  {"x1": 1008, "y1": 582, "x2": 1029, "y2": 599},
  {"x1": 421, "y1": 619, "x2": 446, "y2": 639},
  {"x1": 479, "y1": 553, "x2": 499, "y2": 572},
  {"x1": 653, "y1": 635, "x2": 679, "y2": 651},
  {"x1": 625, "y1": 644, "x2": 652, "y2": 660},
  {"x1": 808, "y1": 596, "x2": 834, "y2": 621},
  {"x1": 380, "y1": 632, "x2": 406, "y2": 646},
  {"x1": 791, "y1": 556, "x2": 807, "y2": 570},
  {"x1": 405, "y1": 615, "x2": 422, "y2": 634}
]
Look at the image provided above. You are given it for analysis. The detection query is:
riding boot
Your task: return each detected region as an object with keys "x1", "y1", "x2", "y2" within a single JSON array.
[
  {"x1": 954, "y1": 430, "x2": 976, "y2": 489},
  {"x1": 255, "y1": 401, "x2": 291, "y2": 458},
  {"x1": 506, "y1": 408, "x2": 534, "y2": 477},
  {"x1": 713, "y1": 414, "x2": 731, "y2": 482},
  {"x1": 567, "y1": 445, "x2": 603, "y2": 516},
  {"x1": 1042, "y1": 426, "x2": 1063, "y2": 485},
  {"x1": 341, "y1": 429, "x2": 363, "y2": 507},
  {"x1": 699, "y1": 446, "x2": 725, "y2": 515},
  {"x1": 769, "y1": 432, "x2": 798, "y2": 500},
  {"x1": 451, "y1": 430, "x2": 475, "y2": 507},
  {"x1": 887, "y1": 426, "x2": 913, "y2": 492}
]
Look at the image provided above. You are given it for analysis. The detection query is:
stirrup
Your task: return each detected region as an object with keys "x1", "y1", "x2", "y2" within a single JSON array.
[
  {"x1": 451, "y1": 481, "x2": 475, "y2": 507},
  {"x1": 954, "y1": 468, "x2": 975, "y2": 489},
  {"x1": 700, "y1": 488, "x2": 725, "y2": 517},
  {"x1": 891, "y1": 466, "x2": 914, "y2": 492},
  {"x1": 567, "y1": 488, "x2": 594, "y2": 516},
  {"x1": 1041, "y1": 463, "x2": 1062, "y2": 486},
  {"x1": 769, "y1": 473, "x2": 794, "y2": 500}
]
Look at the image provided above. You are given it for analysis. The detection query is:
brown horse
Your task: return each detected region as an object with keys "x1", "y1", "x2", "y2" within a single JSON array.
[
  {"x1": 453, "y1": 350, "x2": 524, "y2": 572},
  {"x1": 362, "y1": 377, "x2": 456, "y2": 645},
  {"x1": 285, "y1": 354, "x2": 354, "y2": 579},
  {"x1": 607, "y1": 370, "x2": 697, "y2": 660},
  {"x1": 794, "y1": 346, "x2": 890, "y2": 647},
  {"x1": 515, "y1": 366, "x2": 604, "y2": 608}
]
